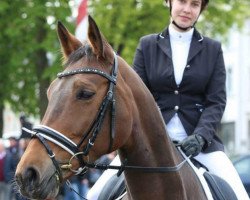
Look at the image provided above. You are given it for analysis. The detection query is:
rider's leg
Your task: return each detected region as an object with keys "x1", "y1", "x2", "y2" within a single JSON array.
[{"x1": 195, "y1": 151, "x2": 249, "y2": 200}]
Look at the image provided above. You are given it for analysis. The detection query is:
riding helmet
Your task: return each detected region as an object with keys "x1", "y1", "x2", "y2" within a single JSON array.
[{"x1": 166, "y1": 0, "x2": 209, "y2": 12}]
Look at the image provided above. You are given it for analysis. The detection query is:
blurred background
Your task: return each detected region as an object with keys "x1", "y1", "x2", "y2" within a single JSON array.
[
  {"x1": 0, "y1": 0, "x2": 250, "y2": 199},
  {"x1": 1, "y1": 0, "x2": 249, "y2": 156}
]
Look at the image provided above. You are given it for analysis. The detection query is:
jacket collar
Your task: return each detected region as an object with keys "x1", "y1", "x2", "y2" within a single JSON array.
[{"x1": 157, "y1": 27, "x2": 204, "y2": 62}]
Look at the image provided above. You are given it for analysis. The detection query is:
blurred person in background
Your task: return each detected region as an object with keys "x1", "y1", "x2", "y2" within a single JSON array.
[
  {"x1": 4, "y1": 137, "x2": 27, "y2": 200},
  {"x1": 18, "y1": 138, "x2": 30, "y2": 157},
  {"x1": 97, "y1": 152, "x2": 116, "y2": 166},
  {"x1": 0, "y1": 139, "x2": 8, "y2": 200},
  {"x1": 63, "y1": 176, "x2": 83, "y2": 200},
  {"x1": 4, "y1": 137, "x2": 19, "y2": 200}
]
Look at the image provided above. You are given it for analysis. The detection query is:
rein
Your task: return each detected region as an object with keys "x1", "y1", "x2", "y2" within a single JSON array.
[{"x1": 86, "y1": 152, "x2": 188, "y2": 177}]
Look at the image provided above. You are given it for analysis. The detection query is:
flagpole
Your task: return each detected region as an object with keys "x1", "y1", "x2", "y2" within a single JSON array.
[{"x1": 75, "y1": 0, "x2": 88, "y2": 41}]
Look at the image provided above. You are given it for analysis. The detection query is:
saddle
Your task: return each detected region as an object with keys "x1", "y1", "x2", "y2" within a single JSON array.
[
  {"x1": 191, "y1": 158, "x2": 238, "y2": 200},
  {"x1": 98, "y1": 159, "x2": 238, "y2": 200}
]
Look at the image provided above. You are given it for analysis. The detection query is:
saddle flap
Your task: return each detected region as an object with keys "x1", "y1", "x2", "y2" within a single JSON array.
[{"x1": 203, "y1": 172, "x2": 238, "y2": 200}]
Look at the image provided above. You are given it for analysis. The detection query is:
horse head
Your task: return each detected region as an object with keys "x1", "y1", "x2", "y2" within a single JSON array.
[{"x1": 15, "y1": 16, "x2": 134, "y2": 199}]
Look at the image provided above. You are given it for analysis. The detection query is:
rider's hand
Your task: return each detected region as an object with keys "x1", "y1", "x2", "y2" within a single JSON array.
[{"x1": 180, "y1": 135, "x2": 205, "y2": 157}]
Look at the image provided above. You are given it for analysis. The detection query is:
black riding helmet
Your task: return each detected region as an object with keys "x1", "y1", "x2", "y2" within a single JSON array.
[{"x1": 166, "y1": 0, "x2": 209, "y2": 13}]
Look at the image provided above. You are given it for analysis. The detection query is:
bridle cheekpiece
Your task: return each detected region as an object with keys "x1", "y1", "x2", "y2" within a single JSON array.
[{"x1": 24, "y1": 51, "x2": 118, "y2": 181}]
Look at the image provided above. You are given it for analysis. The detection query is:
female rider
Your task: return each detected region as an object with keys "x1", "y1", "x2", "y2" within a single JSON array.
[{"x1": 133, "y1": 0, "x2": 249, "y2": 199}]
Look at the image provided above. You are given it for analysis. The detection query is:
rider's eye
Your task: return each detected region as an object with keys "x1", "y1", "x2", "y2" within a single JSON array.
[{"x1": 76, "y1": 90, "x2": 95, "y2": 100}]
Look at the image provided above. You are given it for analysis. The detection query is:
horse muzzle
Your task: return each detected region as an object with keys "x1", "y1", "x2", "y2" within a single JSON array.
[{"x1": 15, "y1": 166, "x2": 60, "y2": 199}]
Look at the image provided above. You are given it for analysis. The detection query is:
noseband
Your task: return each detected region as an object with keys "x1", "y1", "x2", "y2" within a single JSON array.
[{"x1": 25, "y1": 52, "x2": 118, "y2": 181}]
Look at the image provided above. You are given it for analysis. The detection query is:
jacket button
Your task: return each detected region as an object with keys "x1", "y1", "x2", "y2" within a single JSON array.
[
  {"x1": 174, "y1": 106, "x2": 179, "y2": 111},
  {"x1": 186, "y1": 65, "x2": 190, "y2": 69},
  {"x1": 174, "y1": 90, "x2": 179, "y2": 95}
]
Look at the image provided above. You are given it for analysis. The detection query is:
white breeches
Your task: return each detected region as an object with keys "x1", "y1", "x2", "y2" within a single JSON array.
[{"x1": 195, "y1": 151, "x2": 249, "y2": 200}]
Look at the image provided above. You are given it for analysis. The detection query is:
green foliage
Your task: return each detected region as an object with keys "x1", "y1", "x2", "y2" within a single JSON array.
[
  {"x1": 0, "y1": 0, "x2": 73, "y2": 118},
  {"x1": 198, "y1": 0, "x2": 250, "y2": 41},
  {"x1": 89, "y1": 0, "x2": 169, "y2": 64},
  {"x1": 89, "y1": 0, "x2": 250, "y2": 64}
]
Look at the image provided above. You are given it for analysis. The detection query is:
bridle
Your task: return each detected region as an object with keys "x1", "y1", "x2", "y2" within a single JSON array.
[
  {"x1": 24, "y1": 51, "x2": 118, "y2": 182},
  {"x1": 24, "y1": 50, "x2": 189, "y2": 189}
]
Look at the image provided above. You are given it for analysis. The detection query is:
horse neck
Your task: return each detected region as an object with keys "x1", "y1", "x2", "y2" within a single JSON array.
[
  {"x1": 118, "y1": 64, "x2": 178, "y2": 166},
  {"x1": 118, "y1": 85, "x2": 187, "y2": 199},
  {"x1": 119, "y1": 94, "x2": 179, "y2": 168},
  {"x1": 116, "y1": 62, "x2": 206, "y2": 200}
]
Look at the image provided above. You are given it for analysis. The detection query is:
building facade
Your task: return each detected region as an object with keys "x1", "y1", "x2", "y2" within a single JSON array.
[{"x1": 220, "y1": 19, "x2": 250, "y2": 155}]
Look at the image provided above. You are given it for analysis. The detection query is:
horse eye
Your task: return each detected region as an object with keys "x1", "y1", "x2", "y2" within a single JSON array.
[{"x1": 76, "y1": 90, "x2": 95, "y2": 100}]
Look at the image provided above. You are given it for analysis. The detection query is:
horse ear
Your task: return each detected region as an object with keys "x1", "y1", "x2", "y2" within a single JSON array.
[
  {"x1": 57, "y1": 21, "x2": 82, "y2": 59},
  {"x1": 88, "y1": 15, "x2": 113, "y2": 63},
  {"x1": 88, "y1": 15, "x2": 104, "y2": 59}
]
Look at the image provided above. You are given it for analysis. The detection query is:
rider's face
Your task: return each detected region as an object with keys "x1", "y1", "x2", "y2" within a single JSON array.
[{"x1": 171, "y1": 0, "x2": 202, "y2": 31}]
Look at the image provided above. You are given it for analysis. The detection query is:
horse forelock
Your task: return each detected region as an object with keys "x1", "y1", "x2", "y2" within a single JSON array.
[
  {"x1": 63, "y1": 44, "x2": 94, "y2": 67},
  {"x1": 63, "y1": 42, "x2": 114, "y2": 70}
]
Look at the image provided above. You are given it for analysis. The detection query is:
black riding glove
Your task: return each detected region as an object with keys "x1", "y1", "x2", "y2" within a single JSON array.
[{"x1": 180, "y1": 134, "x2": 205, "y2": 157}]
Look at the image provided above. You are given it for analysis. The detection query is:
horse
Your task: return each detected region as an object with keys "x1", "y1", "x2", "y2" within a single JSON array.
[{"x1": 15, "y1": 16, "x2": 207, "y2": 200}]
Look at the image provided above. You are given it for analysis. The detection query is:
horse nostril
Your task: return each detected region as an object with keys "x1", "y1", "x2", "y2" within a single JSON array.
[{"x1": 24, "y1": 167, "x2": 40, "y2": 185}]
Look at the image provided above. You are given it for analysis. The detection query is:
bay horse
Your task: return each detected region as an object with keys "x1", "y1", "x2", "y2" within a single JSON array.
[{"x1": 15, "y1": 16, "x2": 207, "y2": 200}]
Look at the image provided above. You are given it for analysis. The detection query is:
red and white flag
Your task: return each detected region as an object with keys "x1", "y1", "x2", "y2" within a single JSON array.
[{"x1": 75, "y1": 0, "x2": 88, "y2": 41}]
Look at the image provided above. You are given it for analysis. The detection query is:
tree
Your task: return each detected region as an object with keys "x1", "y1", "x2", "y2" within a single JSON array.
[
  {"x1": 198, "y1": 0, "x2": 250, "y2": 40},
  {"x1": 89, "y1": 0, "x2": 168, "y2": 64},
  {"x1": 0, "y1": 0, "x2": 74, "y2": 137},
  {"x1": 89, "y1": 0, "x2": 250, "y2": 64}
]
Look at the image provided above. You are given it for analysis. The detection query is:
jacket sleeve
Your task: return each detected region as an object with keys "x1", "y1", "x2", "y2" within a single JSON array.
[
  {"x1": 132, "y1": 37, "x2": 150, "y2": 88},
  {"x1": 194, "y1": 43, "x2": 227, "y2": 148}
]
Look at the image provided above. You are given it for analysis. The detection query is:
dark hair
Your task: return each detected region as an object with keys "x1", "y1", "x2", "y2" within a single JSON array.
[{"x1": 201, "y1": 0, "x2": 209, "y2": 11}]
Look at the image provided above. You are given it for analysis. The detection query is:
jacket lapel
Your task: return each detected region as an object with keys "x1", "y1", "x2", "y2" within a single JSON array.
[
  {"x1": 156, "y1": 27, "x2": 204, "y2": 87},
  {"x1": 157, "y1": 28, "x2": 172, "y2": 59},
  {"x1": 157, "y1": 28, "x2": 204, "y2": 61},
  {"x1": 187, "y1": 28, "x2": 204, "y2": 63}
]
